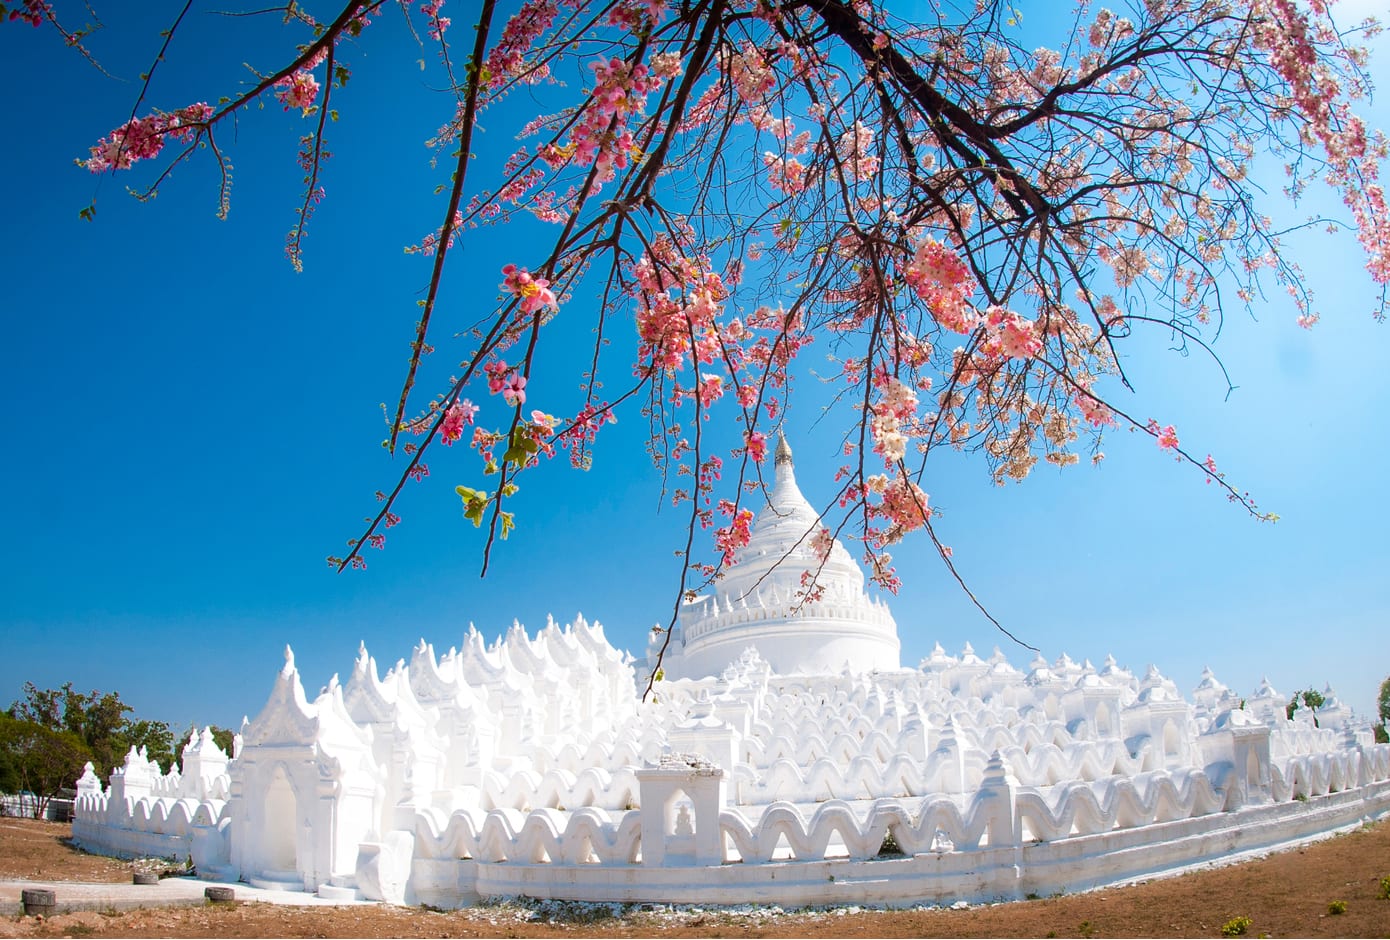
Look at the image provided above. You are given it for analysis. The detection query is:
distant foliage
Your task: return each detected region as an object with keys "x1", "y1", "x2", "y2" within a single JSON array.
[
  {"x1": 1284, "y1": 688, "x2": 1326, "y2": 726},
  {"x1": 176, "y1": 723, "x2": 237, "y2": 770},
  {"x1": 8, "y1": 682, "x2": 175, "y2": 778},
  {"x1": 0, "y1": 713, "x2": 91, "y2": 818},
  {"x1": 1377, "y1": 676, "x2": 1390, "y2": 741}
]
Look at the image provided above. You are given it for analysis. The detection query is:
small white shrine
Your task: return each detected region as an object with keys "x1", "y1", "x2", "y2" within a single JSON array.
[{"x1": 72, "y1": 439, "x2": 1390, "y2": 907}]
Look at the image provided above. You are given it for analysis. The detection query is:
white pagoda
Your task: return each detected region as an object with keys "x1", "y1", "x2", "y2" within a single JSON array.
[{"x1": 651, "y1": 433, "x2": 900, "y2": 679}]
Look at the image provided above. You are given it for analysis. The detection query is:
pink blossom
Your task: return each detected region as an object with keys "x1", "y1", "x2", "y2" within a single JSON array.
[
  {"x1": 983, "y1": 306, "x2": 1043, "y2": 359},
  {"x1": 274, "y1": 69, "x2": 320, "y2": 113},
  {"x1": 502, "y1": 372, "x2": 528, "y2": 406},
  {"x1": 713, "y1": 508, "x2": 754, "y2": 567},
  {"x1": 484, "y1": 360, "x2": 511, "y2": 395},
  {"x1": 696, "y1": 373, "x2": 724, "y2": 404},
  {"x1": 420, "y1": 0, "x2": 450, "y2": 38},
  {"x1": 501, "y1": 263, "x2": 559, "y2": 314},
  {"x1": 483, "y1": 0, "x2": 557, "y2": 92},
  {"x1": 745, "y1": 430, "x2": 768, "y2": 463},
  {"x1": 530, "y1": 410, "x2": 557, "y2": 433},
  {"x1": 83, "y1": 103, "x2": 214, "y2": 173},
  {"x1": 7, "y1": 0, "x2": 50, "y2": 26},
  {"x1": 1147, "y1": 419, "x2": 1179, "y2": 450},
  {"x1": 440, "y1": 398, "x2": 478, "y2": 445},
  {"x1": 903, "y1": 238, "x2": 980, "y2": 334},
  {"x1": 878, "y1": 475, "x2": 929, "y2": 533}
]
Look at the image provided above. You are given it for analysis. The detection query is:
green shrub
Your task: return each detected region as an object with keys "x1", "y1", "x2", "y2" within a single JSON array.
[
  {"x1": 1328, "y1": 900, "x2": 1347, "y2": 915},
  {"x1": 1221, "y1": 915, "x2": 1252, "y2": 937},
  {"x1": 1379, "y1": 876, "x2": 1390, "y2": 900}
]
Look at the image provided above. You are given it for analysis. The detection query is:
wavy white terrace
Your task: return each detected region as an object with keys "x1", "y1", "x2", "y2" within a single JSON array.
[{"x1": 72, "y1": 438, "x2": 1389, "y2": 906}]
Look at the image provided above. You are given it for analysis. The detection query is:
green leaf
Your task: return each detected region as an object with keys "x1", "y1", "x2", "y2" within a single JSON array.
[{"x1": 455, "y1": 485, "x2": 490, "y2": 527}]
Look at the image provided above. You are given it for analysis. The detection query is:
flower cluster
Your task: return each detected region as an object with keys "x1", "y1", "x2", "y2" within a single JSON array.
[
  {"x1": 1252, "y1": 0, "x2": 1390, "y2": 285},
  {"x1": 745, "y1": 430, "x2": 768, "y2": 463},
  {"x1": 274, "y1": 69, "x2": 321, "y2": 113},
  {"x1": 762, "y1": 153, "x2": 808, "y2": 194},
  {"x1": 877, "y1": 474, "x2": 929, "y2": 538},
  {"x1": 440, "y1": 398, "x2": 478, "y2": 445},
  {"x1": 541, "y1": 54, "x2": 680, "y2": 185},
  {"x1": 869, "y1": 374, "x2": 918, "y2": 464},
  {"x1": 483, "y1": 0, "x2": 558, "y2": 92},
  {"x1": 726, "y1": 43, "x2": 777, "y2": 104},
  {"x1": 606, "y1": 0, "x2": 667, "y2": 32},
  {"x1": 836, "y1": 122, "x2": 879, "y2": 182},
  {"x1": 405, "y1": 210, "x2": 465, "y2": 256},
  {"x1": 485, "y1": 360, "x2": 528, "y2": 406},
  {"x1": 979, "y1": 305, "x2": 1043, "y2": 360},
  {"x1": 553, "y1": 402, "x2": 617, "y2": 468},
  {"x1": 419, "y1": 0, "x2": 450, "y2": 40},
  {"x1": 84, "y1": 103, "x2": 214, "y2": 172},
  {"x1": 902, "y1": 238, "x2": 979, "y2": 334},
  {"x1": 7, "y1": 0, "x2": 50, "y2": 26},
  {"x1": 713, "y1": 507, "x2": 755, "y2": 567},
  {"x1": 501, "y1": 263, "x2": 559, "y2": 314},
  {"x1": 631, "y1": 235, "x2": 729, "y2": 371},
  {"x1": 1147, "y1": 418, "x2": 1180, "y2": 451}
]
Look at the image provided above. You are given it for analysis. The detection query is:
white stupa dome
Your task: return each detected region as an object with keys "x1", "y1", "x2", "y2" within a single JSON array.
[{"x1": 651, "y1": 433, "x2": 901, "y2": 679}]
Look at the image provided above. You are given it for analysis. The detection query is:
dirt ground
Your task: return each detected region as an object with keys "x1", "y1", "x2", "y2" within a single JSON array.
[{"x1": 2, "y1": 817, "x2": 1389, "y2": 938}]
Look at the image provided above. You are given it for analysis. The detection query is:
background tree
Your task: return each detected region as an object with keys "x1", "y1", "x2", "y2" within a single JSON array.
[
  {"x1": 8, "y1": 0, "x2": 1387, "y2": 673},
  {"x1": 175, "y1": 724, "x2": 238, "y2": 771},
  {"x1": 1285, "y1": 687, "x2": 1327, "y2": 727},
  {"x1": 10, "y1": 683, "x2": 174, "y2": 777},
  {"x1": 1377, "y1": 675, "x2": 1390, "y2": 743},
  {"x1": 0, "y1": 714, "x2": 91, "y2": 819}
]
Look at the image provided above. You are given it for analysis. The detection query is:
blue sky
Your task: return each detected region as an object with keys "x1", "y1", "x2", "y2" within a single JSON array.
[{"x1": 1, "y1": 0, "x2": 1387, "y2": 738}]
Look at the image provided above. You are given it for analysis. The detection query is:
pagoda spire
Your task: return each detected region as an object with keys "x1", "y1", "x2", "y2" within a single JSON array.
[
  {"x1": 775, "y1": 431, "x2": 793, "y2": 466},
  {"x1": 773, "y1": 431, "x2": 795, "y2": 489}
]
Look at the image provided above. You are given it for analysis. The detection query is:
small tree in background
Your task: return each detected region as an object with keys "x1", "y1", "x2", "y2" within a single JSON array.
[
  {"x1": 174, "y1": 723, "x2": 238, "y2": 771},
  {"x1": 1286, "y1": 687, "x2": 1327, "y2": 727},
  {"x1": 10, "y1": 683, "x2": 174, "y2": 777},
  {"x1": 1376, "y1": 676, "x2": 1390, "y2": 744},
  {"x1": 0, "y1": 714, "x2": 91, "y2": 819}
]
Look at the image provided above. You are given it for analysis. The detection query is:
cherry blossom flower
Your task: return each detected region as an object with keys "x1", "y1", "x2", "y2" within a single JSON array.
[
  {"x1": 1147, "y1": 419, "x2": 1180, "y2": 450},
  {"x1": 274, "y1": 69, "x2": 321, "y2": 113},
  {"x1": 502, "y1": 373, "x2": 528, "y2": 406},
  {"x1": 501, "y1": 264, "x2": 559, "y2": 314},
  {"x1": 745, "y1": 430, "x2": 768, "y2": 463},
  {"x1": 440, "y1": 398, "x2": 478, "y2": 445}
]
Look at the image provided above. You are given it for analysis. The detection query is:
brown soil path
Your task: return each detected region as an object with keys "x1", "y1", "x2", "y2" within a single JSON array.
[{"x1": 1, "y1": 817, "x2": 1388, "y2": 937}]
